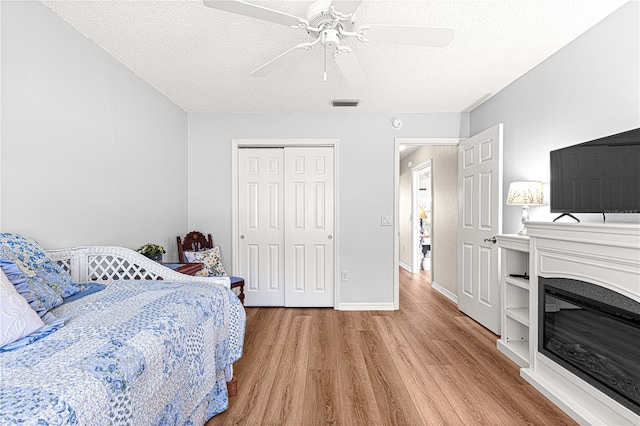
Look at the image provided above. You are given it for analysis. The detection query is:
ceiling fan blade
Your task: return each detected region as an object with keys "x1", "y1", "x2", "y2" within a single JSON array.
[
  {"x1": 330, "y1": 0, "x2": 363, "y2": 16},
  {"x1": 250, "y1": 44, "x2": 311, "y2": 77},
  {"x1": 363, "y1": 25, "x2": 454, "y2": 47},
  {"x1": 333, "y1": 49, "x2": 369, "y2": 93},
  {"x1": 203, "y1": 0, "x2": 304, "y2": 27}
]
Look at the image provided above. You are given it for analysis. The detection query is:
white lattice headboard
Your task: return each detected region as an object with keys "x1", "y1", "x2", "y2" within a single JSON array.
[{"x1": 46, "y1": 246, "x2": 230, "y2": 287}]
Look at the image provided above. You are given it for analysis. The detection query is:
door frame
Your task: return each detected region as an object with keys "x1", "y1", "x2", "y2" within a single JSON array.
[
  {"x1": 393, "y1": 137, "x2": 461, "y2": 310},
  {"x1": 232, "y1": 139, "x2": 340, "y2": 308},
  {"x1": 411, "y1": 160, "x2": 432, "y2": 274}
]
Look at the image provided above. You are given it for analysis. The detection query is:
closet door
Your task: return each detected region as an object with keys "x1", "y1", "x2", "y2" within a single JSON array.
[
  {"x1": 238, "y1": 148, "x2": 285, "y2": 306},
  {"x1": 284, "y1": 147, "x2": 334, "y2": 307}
]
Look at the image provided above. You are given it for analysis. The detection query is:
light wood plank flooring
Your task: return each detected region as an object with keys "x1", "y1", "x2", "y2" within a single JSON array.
[{"x1": 208, "y1": 268, "x2": 576, "y2": 425}]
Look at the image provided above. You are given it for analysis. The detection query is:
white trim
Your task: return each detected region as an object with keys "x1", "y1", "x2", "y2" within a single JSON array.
[
  {"x1": 232, "y1": 139, "x2": 339, "y2": 308},
  {"x1": 337, "y1": 302, "x2": 396, "y2": 311},
  {"x1": 431, "y1": 280, "x2": 458, "y2": 304},
  {"x1": 394, "y1": 139, "x2": 400, "y2": 310},
  {"x1": 398, "y1": 260, "x2": 411, "y2": 272},
  {"x1": 394, "y1": 137, "x2": 461, "y2": 312},
  {"x1": 397, "y1": 137, "x2": 461, "y2": 146},
  {"x1": 233, "y1": 138, "x2": 335, "y2": 147}
]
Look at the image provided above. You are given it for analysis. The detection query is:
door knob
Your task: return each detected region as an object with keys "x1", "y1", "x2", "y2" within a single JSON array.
[
  {"x1": 328, "y1": 235, "x2": 332, "y2": 240},
  {"x1": 240, "y1": 235, "x2": 245, "y2": 239},
  {"x1": 484, "y1": 236, "x2": 497, "y2": 244}
]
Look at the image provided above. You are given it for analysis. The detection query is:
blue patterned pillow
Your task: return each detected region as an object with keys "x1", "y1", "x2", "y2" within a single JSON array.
[
  {"x1": 1, "y1": 259, "x2": 63, "y2": 316},
  {"x1": 0, "y1": 233, "x2": 80, "y2": 298}
]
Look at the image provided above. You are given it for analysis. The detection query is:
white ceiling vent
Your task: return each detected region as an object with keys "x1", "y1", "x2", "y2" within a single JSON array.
[{"x1": 331, "y1": 99, "x2": 360, "y2": 108}]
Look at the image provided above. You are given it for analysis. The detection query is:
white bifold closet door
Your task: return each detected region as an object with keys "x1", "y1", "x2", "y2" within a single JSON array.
[{"x1": 238, "y1": 147, "x2": 334, "y2": 307}]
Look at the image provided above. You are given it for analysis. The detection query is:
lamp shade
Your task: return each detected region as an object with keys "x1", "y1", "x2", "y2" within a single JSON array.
[
  {"x1": 507, "y1": 181, "x2": 544, "y2": 205},
  {"x1": 419, "y1": 207, "x2": 428, "y2": 219}
]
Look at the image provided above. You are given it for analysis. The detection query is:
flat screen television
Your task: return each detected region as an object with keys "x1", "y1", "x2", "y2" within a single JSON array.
[{"x1": 550, "y1": 127, "x2": 640, "y2": 220}]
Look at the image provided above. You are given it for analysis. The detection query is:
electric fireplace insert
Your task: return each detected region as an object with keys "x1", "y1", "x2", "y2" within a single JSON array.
[{"x1": 539, "y1": 277, "x2": 640, "y2": 415}]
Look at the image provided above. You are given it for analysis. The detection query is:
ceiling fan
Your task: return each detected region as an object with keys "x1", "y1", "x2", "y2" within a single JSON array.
[{"x1": 203, "y1": 0, "x2": 454, "y2": 91}]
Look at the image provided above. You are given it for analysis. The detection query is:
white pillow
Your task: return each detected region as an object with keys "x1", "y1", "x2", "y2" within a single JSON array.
[
  {"x1": 183, "y1": 251, "x2": 196, "y2": 263},
  {"x1": 0, "y1": 269, "x2": 45, "y2": 348}
]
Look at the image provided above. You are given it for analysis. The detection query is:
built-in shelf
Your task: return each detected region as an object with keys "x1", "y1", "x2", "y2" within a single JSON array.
[
  {"x1": 505, "y1": 276, "x2": 529, "y2": 290},
  {"x1": 496, "y1": 234, "x2": 530, "y2": 368},
  {"x1": 505, "y1": 307, "x2": 530, "y2": 326},
  {"x1": 497, "y1": 339, "x2": 529, "y2": 365}
]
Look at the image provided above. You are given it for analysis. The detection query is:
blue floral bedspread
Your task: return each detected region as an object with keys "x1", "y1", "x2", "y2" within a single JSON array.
[{"x1": 0, "y1": 280, "x2": 245, "y2": 425}]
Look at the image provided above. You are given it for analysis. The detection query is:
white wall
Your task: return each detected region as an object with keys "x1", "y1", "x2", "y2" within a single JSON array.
[
  {"x1": 471, "y1": 2, "x2": 640, "y2": 233},
  {"x1": 188, "y1": 113, "x2": 468, "y2": 306},
  {"x1": 399, "y1": 145, "x2": 458, "y2": 295},
  {"x1": 1, "y1": 1, "x2": 188, "y2": 260}
]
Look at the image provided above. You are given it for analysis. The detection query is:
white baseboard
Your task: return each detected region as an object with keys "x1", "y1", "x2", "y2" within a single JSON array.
[
  {"x1": 337, "y1": 302, "x2": 396, "y2": 311},
  {"x1": 399, "y1": 261, "x2": 411, "y2": 272},
  {"x1": 431, "y1": 281, "x2": 458, "y2": 304}
]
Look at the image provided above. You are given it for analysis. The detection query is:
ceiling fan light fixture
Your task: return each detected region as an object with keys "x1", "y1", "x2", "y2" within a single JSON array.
[{"x1": 331, "y1": 99, "x2": 360, "y2": 107}]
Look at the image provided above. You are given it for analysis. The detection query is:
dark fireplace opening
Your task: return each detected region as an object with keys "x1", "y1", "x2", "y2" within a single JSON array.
[{"x1": 539, "y1": 277, "x2": 640, "y2": 415}]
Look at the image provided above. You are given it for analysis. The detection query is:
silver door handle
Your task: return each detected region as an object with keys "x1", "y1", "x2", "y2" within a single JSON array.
[
  {"x1": 240, "y1": 235, "x2": 245, "y2": 239},
  {"x1": 328, "y1": 235, "x2": 332, "y2": 240},
  {"x1": 484, "y1": 236, "x2": 497, "y2": 244}
]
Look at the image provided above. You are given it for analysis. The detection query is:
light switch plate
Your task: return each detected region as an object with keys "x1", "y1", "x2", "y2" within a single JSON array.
[{"x1": 381, "y1": 215, "x2": 392, "y2": 226}]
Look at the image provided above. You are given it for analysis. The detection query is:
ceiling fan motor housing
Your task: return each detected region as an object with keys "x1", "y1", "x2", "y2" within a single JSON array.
[
  {"x1": 306, "y1": 0, "x2": 354, "y2": 38},
  {"x1": 322, "y1": 29, "x2": 340, "y2": 49}
]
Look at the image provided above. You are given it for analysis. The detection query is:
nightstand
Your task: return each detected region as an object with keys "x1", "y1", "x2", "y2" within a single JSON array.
[{"x1": 162, "y1": 262, "x2": 203, "y2": 276}]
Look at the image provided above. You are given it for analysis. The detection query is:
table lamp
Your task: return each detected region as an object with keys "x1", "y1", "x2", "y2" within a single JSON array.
[
  {"x1": 419, "y1": 207, "x2": 428, "y2": 228},
  {"x1": 507, "y1": 181, "x2": 544, "y2": 235}
]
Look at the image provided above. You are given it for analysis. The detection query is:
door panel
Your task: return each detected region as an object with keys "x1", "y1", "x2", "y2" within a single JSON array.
[
  {"x1": 284, "y1": 147, "x2": 334, "y2": 307},
  {"x1": 238, "y1": 148, "x2": 285, "y2": 306},
  {"x1": 238, "y1": 146, "x2": 334, "y2": 307},
  {"x1": 458, "y1": 124, "x2": 503, "y2": 334}
]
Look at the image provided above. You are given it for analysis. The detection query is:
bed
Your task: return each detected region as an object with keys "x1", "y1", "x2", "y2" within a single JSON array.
[{"x1": 0, "y1": 242, "x2": 245, "y2": 425}]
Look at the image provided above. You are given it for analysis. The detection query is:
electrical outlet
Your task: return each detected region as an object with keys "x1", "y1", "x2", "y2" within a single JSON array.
[
  {"x1": 381, "y1": 215, "x2": 392, "y2": 226},
  {"x1": 341, "y1": 271, "x2": 348, "y2": 282}
]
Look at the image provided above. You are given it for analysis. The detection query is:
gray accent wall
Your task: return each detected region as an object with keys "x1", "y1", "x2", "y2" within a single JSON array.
[
  {"x1": 188, "y1": 113, "x2": 468, "y2": 306},
  {"x1": 1, "y1": 1, "x2": 188, "y2": 260},
  {"x1": 471, "y1": 2, "x2": 640, "y2": 232}
]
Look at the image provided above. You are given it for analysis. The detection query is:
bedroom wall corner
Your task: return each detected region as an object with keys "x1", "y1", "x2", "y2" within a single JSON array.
[
  {"x1": 470, "y1": 1, "x2": 640, "y2": 232},
  {"x1": 1, "y1": 1, "x2": 189, "y2": 259}
]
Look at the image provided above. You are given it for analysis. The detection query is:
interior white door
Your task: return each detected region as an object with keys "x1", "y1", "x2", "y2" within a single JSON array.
[
  {"x1": 238, "y1": 148, "x2": 285, "y2": 306},
  {"x1": 284, "y1": 147, "x2": 334, "y2": 307},
  {"x1": 457, "y1": 124, "x2": 503, "y2": 334}
]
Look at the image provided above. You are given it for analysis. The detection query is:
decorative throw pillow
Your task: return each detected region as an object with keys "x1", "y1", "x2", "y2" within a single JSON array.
[
  {"x1": 191, "y1": 247, "x2": 227, "y2": 277},
  {"x1": 0, "y1": 233, "x2": 80, "y2": 298},
  {"x1": 0, "y1": 269, "x2": 45, "y2": 348},
  {"x1": 1, "y1": 259, "x2": 63, "y2": 317}
]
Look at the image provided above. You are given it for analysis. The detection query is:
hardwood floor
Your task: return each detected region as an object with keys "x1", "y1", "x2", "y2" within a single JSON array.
[{"x1": 207, "y1": 269, "x2": 577, "y2": 425}]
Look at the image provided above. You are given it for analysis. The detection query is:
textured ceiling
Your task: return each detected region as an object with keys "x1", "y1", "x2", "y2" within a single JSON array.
[{"x1": 42, "y1": 0, "x2": 628, "y2": 113}]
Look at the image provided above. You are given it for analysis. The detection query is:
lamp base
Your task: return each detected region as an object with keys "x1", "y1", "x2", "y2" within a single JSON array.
[{"x1": 518, "y1": 204, "x2": 530, "y2": 235}]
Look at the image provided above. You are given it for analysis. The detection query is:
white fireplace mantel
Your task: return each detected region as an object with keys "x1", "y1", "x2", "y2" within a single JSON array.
[{"x1": 522, "y1": 221, "x2": 640, "y2": 426}]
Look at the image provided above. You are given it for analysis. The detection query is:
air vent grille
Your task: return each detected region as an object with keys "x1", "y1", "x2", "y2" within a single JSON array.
[{"x1": 331, "y1": 99, "x2": 360, "y2": 107}]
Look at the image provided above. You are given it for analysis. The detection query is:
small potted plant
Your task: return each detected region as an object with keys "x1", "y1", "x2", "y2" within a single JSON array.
[{"x1": 136, "y1": 243, "x2": 166, "y2": 262}]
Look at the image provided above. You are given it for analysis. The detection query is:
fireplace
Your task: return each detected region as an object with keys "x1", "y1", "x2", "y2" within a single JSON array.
[{"x1": 539, "y1": 277, "x2": 640, "y2": 415}]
